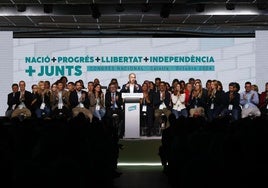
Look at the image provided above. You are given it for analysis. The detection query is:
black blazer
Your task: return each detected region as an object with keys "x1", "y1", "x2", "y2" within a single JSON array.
[
  {"x1": 69, "y1": 90, "x2": 90, "y2": 109},
  {"x1": 207, "y1": 90, "x2": 225, "y2": 110},
  {"x1": 7, "y1": 92, "x2": 17, "y2": 110},
  {"x1": 105, "y1": 91, "x2": 123, "y2": 110},
  {"x1": 153, "y1": 91, "x2": 171, "y2": 110},
  {"x1": 14, "y1": 90, "x2": 33, "y2": 109},
  {"x1": 224, "y1": 91, "x2": 241, "y2": 110},
  {"x1": 120, "y1": 83, "x2": 142, "y2": 93},
  {"x1": 188, "y1": 93, "x2": 207, "y2": 109},
  {"x1": 34, "y1": 92, "x2": 51, "y2": 110}
]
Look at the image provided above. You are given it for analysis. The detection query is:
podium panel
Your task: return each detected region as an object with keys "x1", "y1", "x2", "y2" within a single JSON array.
[
  {"x1": 124, "y1": 102, "x2": 140, "y2": 138},
  {"x1": 122, "y1": 93, "x2": 143, "y2": 138}
]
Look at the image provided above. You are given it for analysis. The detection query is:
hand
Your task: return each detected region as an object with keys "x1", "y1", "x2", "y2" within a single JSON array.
[
  {"x1": 80, "y1": 93, "x2": 85, "y2": 102},
  {"x1": 251, "y1": 93, "x2": 254, "y2": 100},
  {"x1": 125, "y1": 84, "x2": 130, "y2": 88},
  {"x1": 243, "y1": 94, "x2": 247, "y2": 100},
  {"x1": 229, "y1": 93, "x2": 234, "y2": 100},
  {"x1": 143, "y1": 93, "x2": 148, "y2": 99}
]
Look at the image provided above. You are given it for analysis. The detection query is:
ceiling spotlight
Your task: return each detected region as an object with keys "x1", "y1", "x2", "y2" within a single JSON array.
[
  {"x1": 160, "y1": 3, "x2": 172, "y2": 18},
  {"x1": 141, "y1": 3, "x2": 151, "y2": 13},
  {"x1": 16, "y1": 4, "x2": 26, "y2": 12},
  {"x1": 115, "y1": 3, "x2": 125, "y2": 12},
  {"x1": 44, "y1": 4, "x2": 53, "y2": 13},
  {"x1": 196, "y1": 4, "x2": 205, "y2": 12},
  {"x1": 91, "y1": 4, "x2": 101, "y2": 19},
  {"x1": 226, "y1": 3, "x2": 235, "y2": 10}
]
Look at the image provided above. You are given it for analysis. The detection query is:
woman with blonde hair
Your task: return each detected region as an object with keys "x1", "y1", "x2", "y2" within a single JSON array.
[
  {"x1": 206, "y1": 80, "x2": 225, "y2": 122},
  {"x1": 188, "y1": 82, "x2": 207, "y2": 117},
  {"x1": 33, "y1": 81, "x2": 51, "y2": 118}
]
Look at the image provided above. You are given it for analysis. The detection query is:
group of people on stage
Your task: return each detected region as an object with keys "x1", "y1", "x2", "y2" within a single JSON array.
[{"x1": 5, "y1": 73, "x2": 268, "y2": 136}]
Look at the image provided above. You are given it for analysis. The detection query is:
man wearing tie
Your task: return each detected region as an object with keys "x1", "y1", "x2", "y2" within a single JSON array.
[{"x1": 105, "y1": 82, "x2": 124, "y2": 137}]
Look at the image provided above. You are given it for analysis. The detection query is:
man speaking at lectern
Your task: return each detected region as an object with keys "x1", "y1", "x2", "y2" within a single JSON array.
[
  {"x1": 120, "y1": 73, "x2": 143, "y2": 138},
  {"x1": 120, "y1": 73, "x2": 142, "y2": 93}
]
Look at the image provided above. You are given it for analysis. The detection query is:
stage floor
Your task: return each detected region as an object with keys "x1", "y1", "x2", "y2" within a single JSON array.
[{"x1": 118, "y1": 138, "x2": 162, "y2": 164}]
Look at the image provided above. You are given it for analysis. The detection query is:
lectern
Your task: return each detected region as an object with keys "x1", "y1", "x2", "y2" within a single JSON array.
[{"x1": 122, "y1": 93, "x2": 143, "y2": 138}]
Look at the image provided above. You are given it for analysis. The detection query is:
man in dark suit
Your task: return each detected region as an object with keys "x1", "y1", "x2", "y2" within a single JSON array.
[
  {"x1": 120, "y1": 73, "x2": 142, "y2": 93},
  {"x1": 6, "y1": 83, "x2": 19, "y2": 118},
  {"x1": 153, "y1": 81, "x2": 172, "y2": 129},
  {"x1": 69, "y1": 81, "x2": 93, "y2": 122},
  {"x1": 11, "y1": 81, "x2": 33, "y2": 119},
  {"x1": 221, "y1": 82, "x2": 241, "y2": 121},
  {"x1": 105, "y1": 82, "x2": 124, "y2": 136},
  {"x1": 50, "y1": 81, "x2": 71, "y2": 118}
]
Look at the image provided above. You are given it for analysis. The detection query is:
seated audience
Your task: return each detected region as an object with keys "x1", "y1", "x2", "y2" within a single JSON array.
[
  {"x1": 69, "y1": 81, "x2": 93, "y2": 122},
  {"x1": 105, "y1": 82, "x2": 124, "y2": 138},
  {"x1": 140, "y1": 82, "x2": 154, "y2": 136},
  {"x1": 259, "y1": 82, "x2": 268, "y2": 117},
  {"x1": 221, "y1": 82, "x2": 241, "y2": 121},
  {"x1": 11, "y1": 80, "x2": 32, "y2": 120},
  {"x1": 240, "y1": 81, "x2": 261, "y2": 118},
  {"x1": 171, "y1": 83, "x2": 187, "y2": 119},
  {"x1": 50, "y1": 81, "x2": 71, "y2": 118},
  {"x1": 188, "y1": 82, "x2": 207, "y2": 118},
  {"x1": 33, "y1": 81, "x2": 51, "y2": 118},
  {"x1": 92, "y1": 83, "x2": 106, "y2": 121},
  {"x1": 206, "y1": 80, "x2": 225, "y2": 122},
  {"x1": 5, "y1": 83, "x2": 19, "y2": 118},
  {"x1": 153, "y1": 81, "x2": 171, "y2": 129}
]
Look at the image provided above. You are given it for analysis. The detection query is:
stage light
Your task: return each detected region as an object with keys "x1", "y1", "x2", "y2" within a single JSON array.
[
  {"x1": 16, "y1": 4, "x2": 26, "y2": 12},
  {"x1": 117, "y1": 162, "x2": 162, "y2": 166},
  {"x1": 44, "y1": 4, "x2": 53, "y2": 13},
  {"x1": 196, "y1": 4, "x2": 205, "y2": 12},
  {"x1": 226, "y1": 3, "x2": 235, "y2": 10},
  {"x1": 91, "y1": 4, "x2": 101, "y2": 19},
  {"x1": 115, "y1": 3, "x2": 125, "y2": 12},
  {"x1": 160, "y1": 3, "x2": 172, "y2": 18}
]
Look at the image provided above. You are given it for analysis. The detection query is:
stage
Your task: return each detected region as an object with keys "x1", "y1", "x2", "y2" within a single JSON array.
[{"x1": 118, "y1": 137, "x2": 162, "y2": 165}]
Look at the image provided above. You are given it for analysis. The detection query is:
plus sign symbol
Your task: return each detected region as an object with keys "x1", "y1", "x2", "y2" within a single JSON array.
[
  {"x1": 51, "y1": 57, "x2": 57, "y2": 62},
  {"x1": 95, "y1": 57, "x2": 101, "y2": 62},
  {"x1": 25, "y1": 66, "x2": 36, "y2": 76},
  {"x1": 143, "y1": 57, "x2": 149, "y2": 62}
]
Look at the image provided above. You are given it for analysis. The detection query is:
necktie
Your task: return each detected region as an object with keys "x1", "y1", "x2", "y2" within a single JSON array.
[{"x1": 112, "y1": 93, "x2": 116, "y2": 110}]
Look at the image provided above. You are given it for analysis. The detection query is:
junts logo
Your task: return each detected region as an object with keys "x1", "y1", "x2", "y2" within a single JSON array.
[{"x1": 128, "y1": 105, "x2": 137, "y2": 112}]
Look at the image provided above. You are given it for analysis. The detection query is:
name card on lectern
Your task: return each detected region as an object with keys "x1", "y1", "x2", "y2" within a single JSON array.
[
  {"x1": 122, "y1": 93, "x2": 143, "y2": 103},
  {"x1": 121, "y1": 93, "x2": 143, "y2": 98}
]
